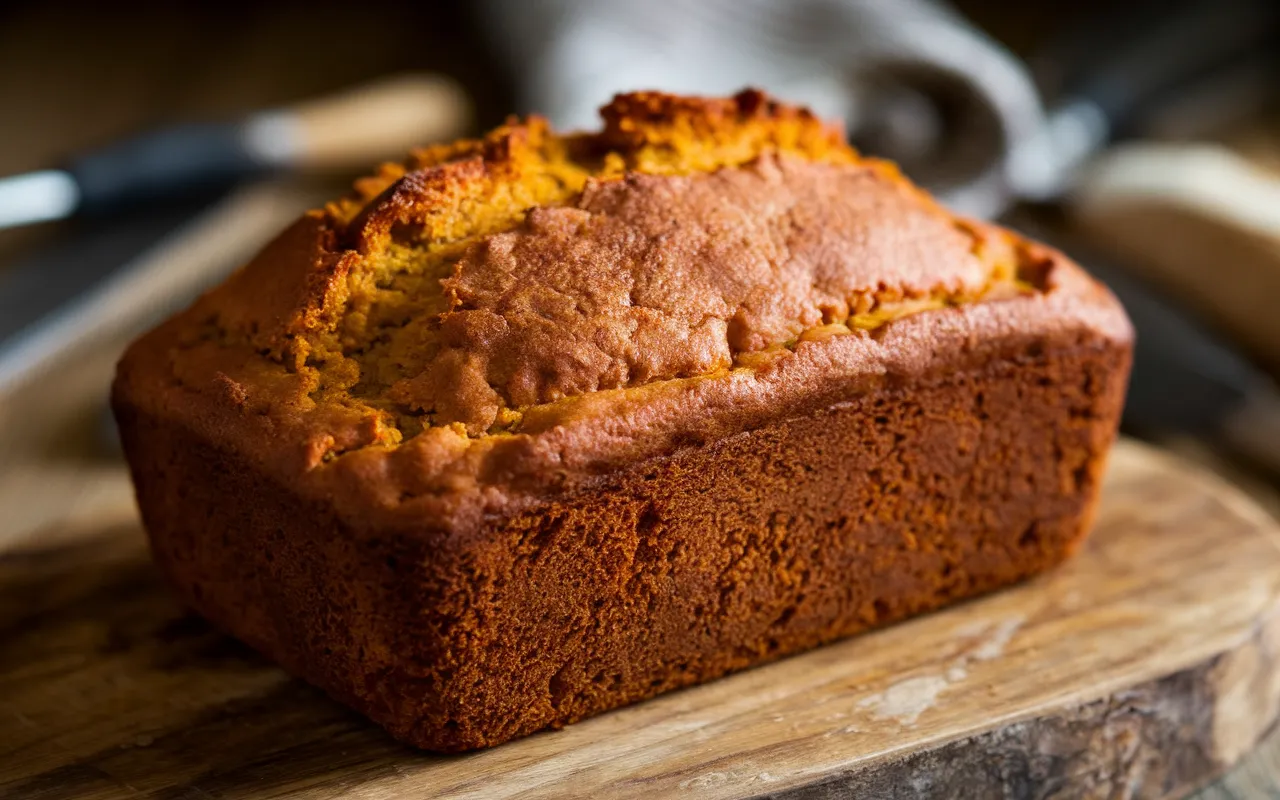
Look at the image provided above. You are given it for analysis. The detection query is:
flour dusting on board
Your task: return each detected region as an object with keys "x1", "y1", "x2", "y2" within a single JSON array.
[
  {"x1": 972, "y1": 617, "x2": 1023, "y2": 661},
  {"x1": 857, "y1": 675, "x2": 951, "y2": 724},
  {"x1": 852, "y1": 615, "x2": 1025, "y2": 727}
]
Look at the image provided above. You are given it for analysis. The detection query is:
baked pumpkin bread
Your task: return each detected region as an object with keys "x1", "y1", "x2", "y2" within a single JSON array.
[{"x1": 113, "y1": 90, "x2": 1132, "y2": 752}]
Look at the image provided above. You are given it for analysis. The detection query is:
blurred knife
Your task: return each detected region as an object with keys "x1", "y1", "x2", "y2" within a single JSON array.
[
  {"x1": 0, "y1": 74, "x2": 471, "y2": 395},
  {"x1": 0, "y1": 73, "x2": 469, "y2": 230}
]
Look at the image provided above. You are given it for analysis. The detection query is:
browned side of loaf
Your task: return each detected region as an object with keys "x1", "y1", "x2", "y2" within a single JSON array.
[{"x1": 114, "y1": 334, "x2": 1129, "y2": 752}]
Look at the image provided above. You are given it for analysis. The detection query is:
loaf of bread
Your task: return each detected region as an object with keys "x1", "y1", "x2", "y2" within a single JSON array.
[{"x1": 113, "y1": 90, "x2": 1132, "y2": 752}]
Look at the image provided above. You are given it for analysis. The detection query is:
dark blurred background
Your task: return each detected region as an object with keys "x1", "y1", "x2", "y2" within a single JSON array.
[
  {"x1": 2, "y1": 0, "x2": 1269, "y2": 256},
  {"x1": 0, "y1": 0, "x2": 1102, "y2": 182},
  {"x1": 1, "y1": 0, "x2": 1279, "y2": 495}
]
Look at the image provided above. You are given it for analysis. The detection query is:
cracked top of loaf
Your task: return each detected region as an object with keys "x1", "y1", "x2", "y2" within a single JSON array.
[{"x1": 114, "y1": 90, "x2": 1131, "y2": 527}]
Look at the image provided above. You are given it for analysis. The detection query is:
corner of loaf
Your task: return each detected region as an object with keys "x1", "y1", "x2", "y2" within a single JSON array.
[{"x1": 113, "y1": 88, "x2": 1133, "y2": 752}]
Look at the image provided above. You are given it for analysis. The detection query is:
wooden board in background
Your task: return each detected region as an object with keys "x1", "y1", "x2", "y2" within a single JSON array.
[{"x1": 3, "y1": 440, "x2": 1280, "y2": 799}]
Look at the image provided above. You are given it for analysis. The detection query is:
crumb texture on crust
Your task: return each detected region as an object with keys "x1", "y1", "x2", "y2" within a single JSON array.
[{"x1": 174, "y1": 89, "x2": 1046, "y2": 448}]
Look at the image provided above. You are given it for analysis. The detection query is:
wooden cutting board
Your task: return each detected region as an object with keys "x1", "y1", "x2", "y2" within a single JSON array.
[{"x1": 3, "y1": 439, "x2": 1280, "y2": 799}]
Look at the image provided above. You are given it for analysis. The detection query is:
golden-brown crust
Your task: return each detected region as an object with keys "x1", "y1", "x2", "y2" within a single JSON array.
[
  {"x1": 141, "y1": 90, "x2": 1127, "y2": 463},
  {"x1": 117, "y1": 319, "x2": 1131, "y2": 752},
  {"x1": 118, "y1": 239, "x2": 1129, "y2": 530},
  {"x1": 182, "y1": 89, "x2": 940, "y2": 436},
  {"x1": 112, "y1": 89, "x2": 1134, "y2": 752}
]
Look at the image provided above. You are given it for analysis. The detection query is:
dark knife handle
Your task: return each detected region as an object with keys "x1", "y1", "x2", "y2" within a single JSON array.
[
  {"x1": 46, "y1": 73, "x2": 470, "y2": 223},
  {"x1": 66, "y1": 122, "x2": 274, "y2": 217}
]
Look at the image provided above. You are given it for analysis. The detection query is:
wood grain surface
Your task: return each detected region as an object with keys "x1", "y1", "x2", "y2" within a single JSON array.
[{"x1": 2, "y1": 439, "x2": 1280, "y2": 799}]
